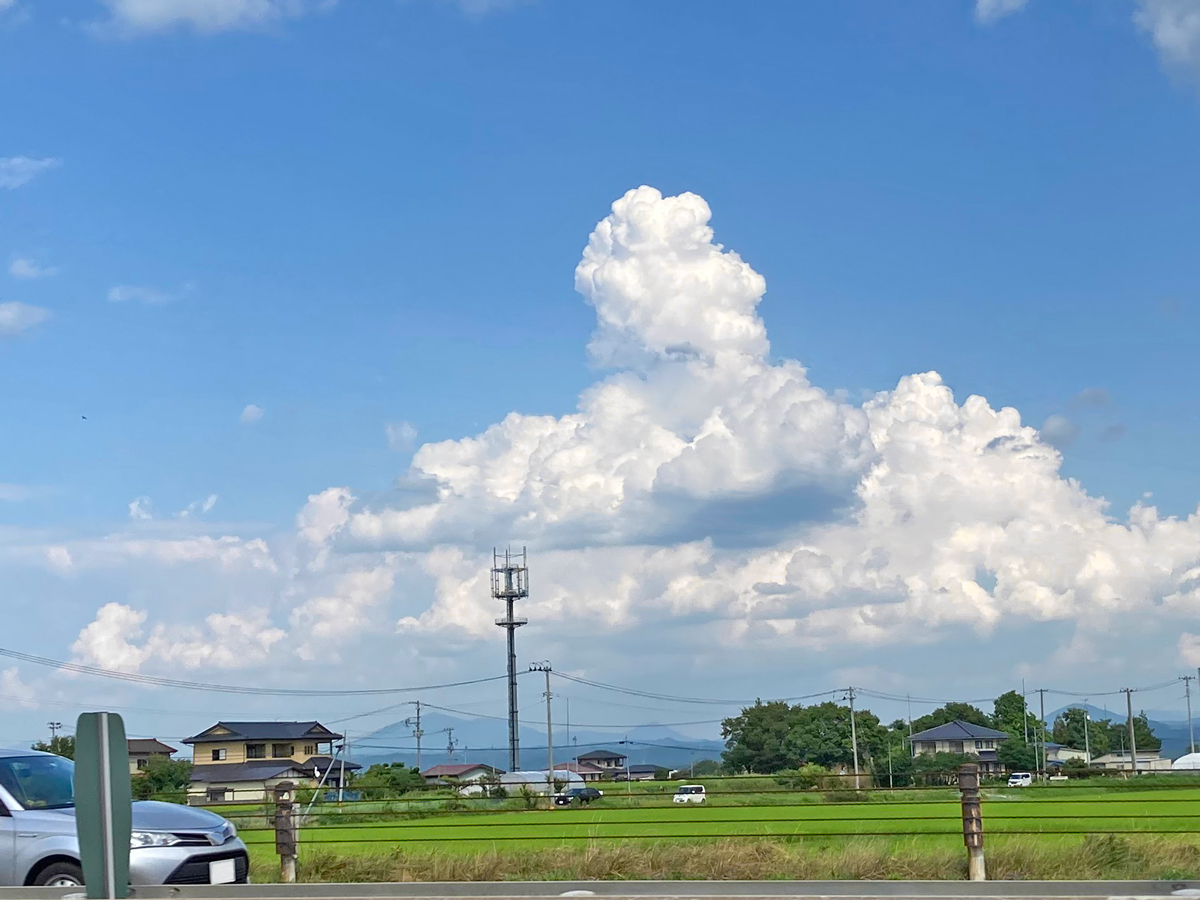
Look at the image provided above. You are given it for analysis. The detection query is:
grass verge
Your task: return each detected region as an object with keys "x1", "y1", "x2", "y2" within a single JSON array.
[{"x1": 247, "y1": 834, "x2": 1200, "y2": 883}]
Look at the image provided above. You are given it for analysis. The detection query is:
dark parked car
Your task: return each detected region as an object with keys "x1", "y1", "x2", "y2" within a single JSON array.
[{"x1": 554, "y1": 787, "x2": 603, "y2": 807}]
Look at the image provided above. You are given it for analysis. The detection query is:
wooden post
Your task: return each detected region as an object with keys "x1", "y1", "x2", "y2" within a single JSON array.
[
  {"x1": 959, "y1": 763, "x2": 985, "y2": 881},
  {"x1": 274, "y1": 781, "x2": 297, "y2": 884}
]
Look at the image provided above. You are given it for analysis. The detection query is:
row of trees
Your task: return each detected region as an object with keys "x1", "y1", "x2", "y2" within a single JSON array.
[{"x1": 719, "y1": 691, "x2": 1161, "y2": 775}]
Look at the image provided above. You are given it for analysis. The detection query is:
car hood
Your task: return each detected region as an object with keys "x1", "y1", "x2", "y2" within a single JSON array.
[{"x1": 17, "y1": 801, "x2": 229, "y2": 833}]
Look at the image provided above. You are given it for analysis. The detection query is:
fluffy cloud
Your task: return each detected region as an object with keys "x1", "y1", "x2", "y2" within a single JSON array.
[
  {"x1": 56, "y1": 185, "x2": 1200, "y2": 685},
  {"x1": 975, "y1": 0, "x2": 1028, "y2": 24},
  {"x1": 95, "y1": 0, "x2": 334, "y2": 34},
  {"x1": 1134, "y1": 0, "x2": 1200, "y2": 76},
  {"x1": 9, "y1": 258, "x2": 56, "y2": 279},
  {"x1": 128, "y1": 496, "x2": 154, "y2": 520},
  {"x1": 0, "y1": 668, "x2": 36, "y2": 710},
  {"x1": 350, "y1": 186, "x2": 1200, "y2": 656},
  {"x1": 0, "y1": 157, "x2": 60, "y2": 190},
  {"x1": 71, "y1": 602, "x2": 285, "y2": 671},
  {"x1": 0, "y1": 301, "x2": 49, "y2": 336},
  {"x1": 240, "y1": 404, "x2": 264, "y2": 424},
  {"x1": 386, "y1": 421, "x2": 418, "y2": 451}
]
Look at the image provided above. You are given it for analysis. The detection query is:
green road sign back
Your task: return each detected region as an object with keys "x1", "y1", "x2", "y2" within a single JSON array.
[{"x1": 74, "y1": 712, "x2": 132, "y2": 899}]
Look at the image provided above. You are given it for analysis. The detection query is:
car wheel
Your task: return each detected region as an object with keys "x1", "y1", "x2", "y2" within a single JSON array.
[{"x1": 34, "y1": 862, "x2": 85, "y2": 887}]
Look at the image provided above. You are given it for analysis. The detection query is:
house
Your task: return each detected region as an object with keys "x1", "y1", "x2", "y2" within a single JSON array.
[
  {"x1": 1043, "y1": 742, "x2": 1088, "y2": 765},
  {"x1": 615, "y1": 764, "x2": 660, "y2": 782},
  {"x1": 422, "y1": 763, "x2": 504, "y2": 785},
  {"x1": 183, "y1": 721, "x2": 360, "y2": 803},
  {"x1": 907, "y1": 720, "x2": 1010, "y2": 775},
  {"x1": 127, "y1": 739, "x2": 176, "y2": 776},
  {"x1": 1090, "y1": 750, "x2": 1173, "y2": 772},
  {"x1": 576, "y1": 749, "x2": 627, "y2": 773},
  {"x1": 552, "y1": 761, "x2": 606, "y2": 782}
]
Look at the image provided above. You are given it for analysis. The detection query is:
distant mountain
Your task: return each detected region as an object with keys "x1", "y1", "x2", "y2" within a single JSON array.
[
  {"x1": 350, "y1": 711, "x2": 724, "y2": 772},
  {"x1": 1047, "y1": 703, "x2": 1196, "y2": 761}
]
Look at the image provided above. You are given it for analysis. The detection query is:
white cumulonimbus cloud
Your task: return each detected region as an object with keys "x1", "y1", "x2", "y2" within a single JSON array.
[{"x1": 64, "y1": 186, "x2": 1200, "y2": 675}]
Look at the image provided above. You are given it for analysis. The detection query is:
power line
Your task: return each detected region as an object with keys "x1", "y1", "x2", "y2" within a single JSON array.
[{"x1": 0, "y1": 647, "x2": 511, "y2": 696}]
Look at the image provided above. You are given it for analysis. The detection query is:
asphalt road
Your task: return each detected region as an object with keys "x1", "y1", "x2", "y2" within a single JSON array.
[{"x1": 5, "y1": 882, "x2": 1200, "y2": 900}]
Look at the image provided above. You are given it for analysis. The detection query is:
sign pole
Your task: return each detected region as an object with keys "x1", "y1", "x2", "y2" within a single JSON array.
[{"x1": 74, "y1": 712, "x2": 132, "y2": 899}]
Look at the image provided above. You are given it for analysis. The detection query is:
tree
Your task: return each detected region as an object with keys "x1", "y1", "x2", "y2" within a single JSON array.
[
  {"x1": 992, "y1": 691, "x2": 1040, "y2": 741},
  {"x1": 32, "y1": 735, "x2": 75, "y2": 760},
  {"x1": 1106, "y1": 712, "x2": 1160, "y2": 753},
  {"x1": 1051, "y1": 708, "x2": 1110, "y2": 757},
  {"x1": 352, "y1": 763, "x2": 425, "y2": 798},
  {"x1": 997, "y1": 738, "x2": 1037, "y2": 772},
  {"x1": 786, "y1": 701, "x2": 887, "y2": 769},
  {"x1": 911, "y1": 703, "x2": 991, "y2": 735},
  {"x1": 721, "y1": 701, "x2": 802, "y2": 773},
  {"x1": 689, "y1": 759, "x2": 723, "y2": 776},
  {"x1": 131, "y1": 757, "x2": 193, "y2": 802},
  {"x1": 721, "y1": 699, "x2": 887, "y2": 774}
]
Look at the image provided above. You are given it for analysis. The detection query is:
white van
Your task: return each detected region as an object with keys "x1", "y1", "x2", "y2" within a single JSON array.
[
  {"x1": 1007, "y1": 772, "x2": 1033, "y2": 787},
  {"x1": 673, "y1": 784, "x2": 706, "y2": 804}
]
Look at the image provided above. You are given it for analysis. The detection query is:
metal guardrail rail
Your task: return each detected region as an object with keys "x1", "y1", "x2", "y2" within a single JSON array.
[{"x1": 2, "y1": 881, "x2": 1200, "y2": 900}]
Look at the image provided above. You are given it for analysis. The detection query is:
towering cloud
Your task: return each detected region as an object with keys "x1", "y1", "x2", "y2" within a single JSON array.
[{"x1": 67, "y1": 186, "x2": 1200, "y2": 675}]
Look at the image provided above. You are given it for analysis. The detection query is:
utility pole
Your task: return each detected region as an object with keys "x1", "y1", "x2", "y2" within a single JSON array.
[
  {"x1": 445, "y1": 727, "x2": 456, "y2": 762},
  {"x1": 1184, "y1": 676, "x2": 1196, "y2": 755},
  {"x1": 530, "y1": 662, "x2": 553, "y2": 794},
  {"x1": 1124, "y1": 688, "x2": 1138, "y2": 776},
  {"x1": 565, "y1": 697, "x2": 571, "y2": 756},
  {"x1": 1081, "y1": 702, "x2": 1091, "y2": 766},
  {"x1": 1021, "y1": 679, "x2": 1029, "y2": 744},
  {"x1": 47, "y1": 722, "x2": 62, "y2": 741},
  {"x1": 338, "y1": 733, "x2": 349, "y2": 803},
  {"x1": 1036, "y1": 688, "x2": 1047, "y2": 782},
  {"x1": 847, "y1": 686, "x2": 860, "y2": 790},
  {"x1": 492, "y1": 547, "x2": 529, "y2": 772},
  {"x1": 405, "y1": 701, "x2": 424, "y2": 772}
]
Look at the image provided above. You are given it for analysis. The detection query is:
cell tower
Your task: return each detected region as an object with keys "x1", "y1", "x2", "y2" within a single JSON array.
[{"x1": 492, "y1": 546, "x2": 529, "y2": 772}]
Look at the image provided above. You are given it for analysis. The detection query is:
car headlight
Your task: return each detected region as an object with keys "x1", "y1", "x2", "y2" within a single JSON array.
[
  {"x1": 130, "y1": 831, "x2": 182, "y2": 849},
  {"x1": 221, "y1": 821, "x2": 238, "y2": 842}
]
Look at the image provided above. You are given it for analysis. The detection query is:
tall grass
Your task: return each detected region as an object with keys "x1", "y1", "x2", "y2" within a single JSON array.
[{"x1": 250, "y1": 835, "x2": 1200, "y2": 883}]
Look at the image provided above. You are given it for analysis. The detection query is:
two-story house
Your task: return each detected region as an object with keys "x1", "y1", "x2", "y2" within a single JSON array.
[
  {"x1": 906, "y1": 720, "x2": 1011, "y2": 775},
  {"x1": 183, "y1": 721, "x2": 360, "y2": 804},
  {"x1": 127, "y1": 738, "x2": 177, "y2": 776},
  {"x1": 575, "y1": 749, "x2": 627, "y2": 775}
]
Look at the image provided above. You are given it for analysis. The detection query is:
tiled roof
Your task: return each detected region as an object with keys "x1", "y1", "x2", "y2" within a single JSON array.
[
  {"x1": 127, "y1": 739, "x2": 176, "y2": 755},
  {"x1": 190, "y1": 762, "x2": 306, "y2": 783},
  {"x1": 422, "y1": 763, "x2": 503, "y2": 778},
  {"x1": 907, "y1": 720, "x2": 1011, "y2": 742},
  {"x1": 577, "y1": 749, "x2": 626, "y2": 761},
  {"x1": 183, "y1": 721, "x2": 341, "y2": 744}
]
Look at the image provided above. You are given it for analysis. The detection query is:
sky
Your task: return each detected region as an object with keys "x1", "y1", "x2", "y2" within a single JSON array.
[{"x1": 2, "y1": 0, "x2": 1200, "y2": 753}]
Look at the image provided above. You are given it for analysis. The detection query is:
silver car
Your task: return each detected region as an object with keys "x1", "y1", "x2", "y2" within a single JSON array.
[{"x1": 0, "y1": 748, "x2": 250, "y2": 888}]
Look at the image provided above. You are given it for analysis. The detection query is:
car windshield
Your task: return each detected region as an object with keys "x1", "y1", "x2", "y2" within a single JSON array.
[{"x1": 0, "y1": 755, "x2": 76, "y2": 810}]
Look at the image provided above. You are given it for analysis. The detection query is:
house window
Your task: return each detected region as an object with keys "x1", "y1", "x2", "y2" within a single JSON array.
[
  {"x1": 272, "y1": 743, "x2": 294, "y2": 758},
  {"x1": 136, "y1": 758, "x2": 147, "y2": 770},
  {"x1": 206, "y1": 789, "x2": 228, "y2": 803},
  {"x1": 985, "y1": 740, "x2": 994, "y2": 749},
  {"x1": 246, "y1": 743, "x2": 266, "y2": 759},
  {"x1": 975, "y1": 741, "x2": 983, "y2": 749},
  {"x1": 212, "y1": 749, "x2": 227, "y2": 761},
  {"x1": 949, "y1": 741, "x2": 964, "y2": 754},
  {"x1": 919, "y1": 742, "x2": 936, "y2": 754},
  {"x1": 304, "y1": 744, "x2": 316, "y2": 756}
]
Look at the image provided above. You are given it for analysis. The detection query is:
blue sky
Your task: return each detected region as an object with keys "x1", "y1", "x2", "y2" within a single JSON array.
[{"x1": 1, "y1": 0, "x2": 1199, "y2": 748}]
